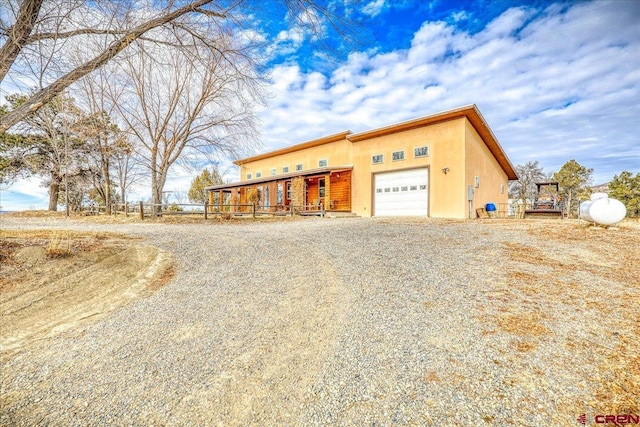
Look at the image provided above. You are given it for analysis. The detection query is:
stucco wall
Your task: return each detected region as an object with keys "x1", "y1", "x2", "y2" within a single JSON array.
[
  {"x1": 349, "y1": 118, "x2": 466, "y2": 218},
  {"x1": 239, "y1": 139, "x2": 352, "y2": 180},
  {"x1": 464, "y1": 119, "x2": 509, "y2": 217},
  {"x1": 233, "y1": 116, "x2": 511, "y2": 219}
]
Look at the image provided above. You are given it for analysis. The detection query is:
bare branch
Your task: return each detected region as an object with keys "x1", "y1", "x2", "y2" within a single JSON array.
[
  {"x1": 0, "y1": 0, "x2": 45, "y2": 82},
  {"x1": 26, "y1": 28, "x2": 126, "y2": 43},
  {"x1": 0, "y1": 0, "x2": 217, "y2": 132}
]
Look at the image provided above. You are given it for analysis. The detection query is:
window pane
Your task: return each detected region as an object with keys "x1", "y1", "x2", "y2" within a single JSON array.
[
  {"x1": 414, "y1": 146, "x2": 429, "y2": 157},
  {"x1": 392, "y1": 151, "x2": 405, "y2": 161},
  {"x1": 372, "y1": 154, "x2": 384, "y2": 164}
]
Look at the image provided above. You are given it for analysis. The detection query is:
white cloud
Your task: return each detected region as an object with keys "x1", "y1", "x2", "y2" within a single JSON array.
[
  {"x1": 256, "y1": 1, "x2": 640, "y2": 185},
  {"x1": 362, "y1": 0, "x2": 386, "y2": 17},
  {"x1": 1, "y1": 177, "x2": 49, "y2": 211}
]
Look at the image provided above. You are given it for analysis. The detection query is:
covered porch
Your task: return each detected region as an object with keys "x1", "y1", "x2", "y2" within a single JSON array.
[{"x1": 205, "y1": 166, "x2": 353, "y2": 215}]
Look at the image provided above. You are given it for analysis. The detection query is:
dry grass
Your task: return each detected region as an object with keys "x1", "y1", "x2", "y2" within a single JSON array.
[
  {"x1": 45, "y1": 233, "x2": 73, "y2": 258},
  {"x1": 486, "y1": 220, "x2": 640, "y2": 414},
  {"x1": 495, "y1": 311, "x2": 549, "y2": 337}
]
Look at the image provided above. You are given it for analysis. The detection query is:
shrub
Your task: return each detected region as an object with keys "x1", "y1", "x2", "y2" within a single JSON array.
[{"x1": 46, "y1": 233, "x2": 74, "y2": 258}]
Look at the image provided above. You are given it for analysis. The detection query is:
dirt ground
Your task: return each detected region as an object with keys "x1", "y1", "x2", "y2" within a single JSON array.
[
  {"x1": 0, "y1": 228, "x2": 174, "y2": 360},
  {"x1": 1, "y1": 213, "x2": 638, "y2": 425}
]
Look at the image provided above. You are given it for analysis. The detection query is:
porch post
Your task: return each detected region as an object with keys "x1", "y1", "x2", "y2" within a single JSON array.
[
  {"x1": 290, "y1": 176, "x2": 305, "y2": 212},
  {"x1": 325, "y1": 173, "x2": 331, "y2": 210}
]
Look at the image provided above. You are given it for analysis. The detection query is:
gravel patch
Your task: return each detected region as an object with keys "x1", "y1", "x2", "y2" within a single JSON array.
[{"x1": 1, "y1": 216, "x2": 638, "y2": 426}]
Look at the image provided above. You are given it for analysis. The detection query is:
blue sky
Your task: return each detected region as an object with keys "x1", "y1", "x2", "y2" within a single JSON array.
[{"x1": 2, "y1": 0, "x2": 639, "y2": 210}]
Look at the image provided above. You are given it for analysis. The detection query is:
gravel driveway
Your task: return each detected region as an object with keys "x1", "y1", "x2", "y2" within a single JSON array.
[{"x1": 1, "y1": 216, "x2": 638, "y2": 426}]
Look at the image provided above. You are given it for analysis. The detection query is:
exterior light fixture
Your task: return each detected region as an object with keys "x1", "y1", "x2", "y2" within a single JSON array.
[{"x1": 442, "y1": 167, "x2": 450, "y2": 174}]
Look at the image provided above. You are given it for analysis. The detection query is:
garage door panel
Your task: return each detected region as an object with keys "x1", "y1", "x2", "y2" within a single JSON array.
[{"x1": 374, "y1": 168, "x2": 428, "y2": 216}]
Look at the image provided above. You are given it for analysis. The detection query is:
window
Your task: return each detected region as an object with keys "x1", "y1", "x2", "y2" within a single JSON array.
[
  {"x1": 392, "y1": 150, "x2": 405, "y2": 161},
  {"x1": 318, "y1": 159, "x2": 327, "y2": 167},
  {"x1": 246, "y1": 173, "x2": 252, "y2": 179},
  {"x1": 384, "y1": 188, "x2": 391, "y2": 192},
  {"x1": 286, "y1": 182, "x2": 292, "y2": 200},
  {"x1": 392, "y1": 187, "x2": 399, "y2": 192},
  {"x1": 419, "y1": 184, "x2": 427, "y2": 190},
  {"x1": 296, "y1": 164, "x2": 303, "y2": 171},
  {"x1": 410, "y1": 185, "x2": 417, "y2": 191},
  {"x1": 376, "y1": 188, "x2": 383, "y2": 193},
  {"x1": 263, "y1": 186, "x2": 269, "y2": 207},
  {"x1": 372, "y1": 154, "x2": 384, "y2": 164},
  {"x1": 475, "y1": 176, "x2": 480, "y2": 188},
  {"x1": 401, "y1": 186, "x2": 408, "y2": 191},
  {"x1": 270, "y1": 168, "x2": 276, "y2": 176},
  {"x1": 414, "y1": 146, "x2": 429, "y2": 158},
  {"x1": 256, "y1": 171, "x2": 262, "y2": 178},
  {"x1": 277, "y1": 183, "x2": 283, "y2": 204},
  {"x1": 283, "y1": 166, "x2": 289, "y2": 173},
  {"x1": 319, "y1": 178, "x2": 326, "y2": 198}
]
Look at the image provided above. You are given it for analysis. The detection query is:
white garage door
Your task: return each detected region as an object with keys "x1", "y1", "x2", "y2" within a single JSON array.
[{"x1": 374, "y1": 168, "x2": 429, "y2": 216}]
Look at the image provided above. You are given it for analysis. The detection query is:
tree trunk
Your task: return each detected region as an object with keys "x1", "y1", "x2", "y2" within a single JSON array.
[
  {"x1": 48, "y1": 181, "x2": 60, "y2": 211},
  {"x1": 103, "y1": 157, "x2": 111, "y2": 215},
  {"x1": 0, "y1": 0, "x2": 44, "y2": 83},
  {"x1": 150, "y1": 168, "x2": 168, "y2": 215}
]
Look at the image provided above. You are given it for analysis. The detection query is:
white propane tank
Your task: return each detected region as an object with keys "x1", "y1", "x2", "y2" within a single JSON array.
[
  {"x1": 580, "y1": 200, "x2": 596, "y2": 222},
  {"x1": 580, "y1": 194, "x2": 627, "y2": 225}
]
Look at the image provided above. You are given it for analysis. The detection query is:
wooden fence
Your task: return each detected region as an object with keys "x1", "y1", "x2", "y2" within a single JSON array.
[{"x1": 79, "y1": 202, "x2": 328, "y2": 219}]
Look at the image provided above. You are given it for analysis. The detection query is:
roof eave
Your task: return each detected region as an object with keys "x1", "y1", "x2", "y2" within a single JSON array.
[{"x1": 205, "y1": 165, "x2": 354, "y2": 191}]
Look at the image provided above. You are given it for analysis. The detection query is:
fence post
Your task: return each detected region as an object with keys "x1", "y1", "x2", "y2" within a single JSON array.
[
  {"x1": 252, "y1": 204, "x2": 256, "y2": 219},
  {"x1": 139, "y1": 201, "x2": 144, "y2": 220},
  {"x1": 204, "y1": 201, "x2": 208, "y2": 220},
  {"x1": 125, "y1": 202, "x2": 128, "y2": 217}
]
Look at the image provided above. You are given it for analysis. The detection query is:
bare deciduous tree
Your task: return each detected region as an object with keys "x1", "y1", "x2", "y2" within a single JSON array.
[
  {"x1": 114, "y1": 35, "x2": 261, "y2": 209},
  {"x1": 509, "y1": 160, "x2": 546, "y2": 208},
  {"x1": 0, "y1": 0, "x2": 359, "y2": 132}
]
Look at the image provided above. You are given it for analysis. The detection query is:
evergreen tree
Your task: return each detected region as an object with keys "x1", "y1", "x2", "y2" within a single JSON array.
[
  {"x1": 188, "y1": 168, "x2": 223, "y2": 204},
  {"x1": 609, "y1": 171, "x2": 640, "y2": 218},
  {"x1": 553, "y1": 159, "x2": 593, "y2": 217}
]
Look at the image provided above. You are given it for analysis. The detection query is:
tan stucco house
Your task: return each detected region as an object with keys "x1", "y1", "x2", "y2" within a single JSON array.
[{"x1": 206, "y1": 104, "x2": 518, "y2": 219}]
